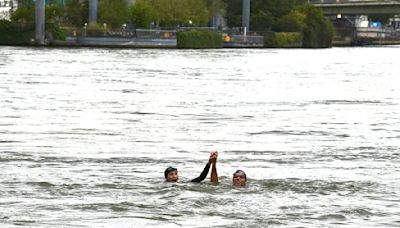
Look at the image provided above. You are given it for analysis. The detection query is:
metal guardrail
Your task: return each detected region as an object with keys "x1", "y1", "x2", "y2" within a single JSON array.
[
  {"x1": 62, "y1": 27, "x2": 265, "y2": 47},
  {"x1": 63, "y1": 27, "x2": 177, "y2": 39},
  {"x1": 63, "y1": 27, "x2": 221, "y2": 39},
  {"x1": 356, "y1": 27, "x2": 400, "y2": 38},
  {"x1": 309, "y1": 0, "x2": 394, "y2": 3},
  {"x1": 229, "y1": 35, "x2": 264, "y2": 44}
]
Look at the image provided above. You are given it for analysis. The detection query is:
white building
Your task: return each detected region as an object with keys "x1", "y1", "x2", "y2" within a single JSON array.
[{"x1": 0, "y1": 0, "x2": 17, "y2": 20}]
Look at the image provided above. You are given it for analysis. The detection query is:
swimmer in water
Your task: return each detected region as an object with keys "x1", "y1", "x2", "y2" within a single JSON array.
[
  {"x1": 164, "y1": 151, "x2": 218, "y2": 183},
  {"x1": 232, "y1": 169, "x2": 247, "y2": 186}
]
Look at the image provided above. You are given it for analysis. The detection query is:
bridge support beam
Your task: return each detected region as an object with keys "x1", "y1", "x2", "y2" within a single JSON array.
[
  {"x1": 242, "y1": 0, "x2": 250, "y2": 31},
  {"x1": 35, "y1": 0, "x2": 45, "y2": 45},
  {"x1": 89, "y1": 0, "x2": 98, "y2": 26}
]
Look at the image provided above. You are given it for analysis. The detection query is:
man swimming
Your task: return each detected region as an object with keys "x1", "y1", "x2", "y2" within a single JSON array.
[
  {"x1": 164, "y1": 151, "x2": 218, "y2": 183},
  {"x1": 208, "y1": 161, "x2": 247, "y2": 186},
  {"x1": 232, "y1": 169, "x2": 247, "y2": 186}
]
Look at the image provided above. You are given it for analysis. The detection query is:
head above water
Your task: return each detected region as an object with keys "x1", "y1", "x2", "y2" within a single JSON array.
[
  {"x1": 164, "y1": 166, "x2": 178, "y2": 182},
  {"x1": 232, "y1": 170, "x2": 247, "y2": 186}
]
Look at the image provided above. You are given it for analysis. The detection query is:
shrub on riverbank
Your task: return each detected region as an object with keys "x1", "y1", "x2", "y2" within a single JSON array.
[
  {"x1": 46, "y1": 23, "x2": 67, "y2": 41},
  {"x1": 177, "y1": 31, "x2": 223, "y2": 49},
  {"x1": 299, "y1": 5, "x2": 334, "y2": 48},
  {"x1": 264, "y1": 32, "x2": 302, "y2": 48},
  {"x1": 0, "y1": 20, "x2": 34, "y2": 45},
  {"x1": 0, "y1": 20, "x2": 66, "y2": 45}
]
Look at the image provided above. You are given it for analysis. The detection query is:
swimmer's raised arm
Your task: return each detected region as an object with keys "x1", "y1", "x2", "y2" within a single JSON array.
[{"x1": 210, "y1": 151, "x2": 218, "y2": 183}]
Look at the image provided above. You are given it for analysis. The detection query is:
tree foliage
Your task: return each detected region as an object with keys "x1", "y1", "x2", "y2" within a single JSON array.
[
  {"x1": 129, "y1": 0, "x2": 156, "y2": 28},
  {"x1": 129, "y1": 0, "x2": 222, "y2": 28},
  {"x1": 223, "y1": 0, "x2": 241, "y2": 28},
  {"x1": 296, "y1": 4, "x2": 334, "y2": 48},
  {"x1": 224, "y1": 0, "x2": 334, "y2": 47},
  {"x1": 205, "y1": 0, "x2": 226, "y2": 16},
  {"x1": 98, "y1": 0, "x2": 129, "y2": 28},
  {"x1": 275, "y1": 10, "x2": 306, "y2": 32},
  {"x1": 10, "y1": 6, "x2": 34, "y2": 23},
  {"x1": 11, "y1": 0, "x2": 87, "y2": 26},
  {"x1": 65, "y1": 0, "x2": 88, "y2": 27},
  {"x1": 10, "y1": 0, "x2": 224, "y2": 29},
  {"x1": 224, "y1": 0, "x2": 307, "y2": 31},
  {"x1": 177, "y1": 30, "x2": 223, "y2": 48}
]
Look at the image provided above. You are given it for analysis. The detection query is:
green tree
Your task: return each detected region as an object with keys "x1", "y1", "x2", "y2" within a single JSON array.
[
  {"x1": 223, "y1": 0, "x2": 241, "y2": 28},
  {"x1": 205, "y1": 0, "x2": 226, "y2": 16},
  {"x1": 132, "y1": 0, "x2": 210, "y2": 27},
  {"x1": 10, "y1": 6, "x2": 34, "y2": 23},
  {"x1": 184, "y1": 0, "x2": 210, "y2": 26},
  {"x1": 224, "y1": 0, "x2": 308, "y2": 31},
  {"x1": 16, "y1": 0, "x2": 34, "y2": 8},
  {"x1": 45, "y1": 5, "x2": 64, "y2": 23},
  {"x1": 98, "y1": 0, "x2": 129, "y2": 28},
  {"x1": 275, "y1": 10, "x2": 306, "y2": 32},
  {"x1": 65, "y1": 0, "x2": 88, "y2": 27},
  {"x1": 251, "y1": 11, "x2": 273, "y2": 32},
  {"x1": 296, "y1": 4, "x2": 334, "y2": 48},
  {"x1": 129, "y1": 0, "x2": 156, "y2": 28}
]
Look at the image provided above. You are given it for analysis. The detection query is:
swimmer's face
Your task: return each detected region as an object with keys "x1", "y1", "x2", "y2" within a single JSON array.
[
  {"x1": 166, "y1": 170, "x2": 179, "y2": 182},
  {"x1": 232, "y1": 173, "x2": 246, "y2": 186}
]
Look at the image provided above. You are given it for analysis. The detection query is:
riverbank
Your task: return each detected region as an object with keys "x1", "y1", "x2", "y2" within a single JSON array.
[
  {"x1": 332, "y1": 38, "x2": 400, "y2": 47},
  {"x1": 54, "y1": 36, "x2": 400, "y2": 48},
  {"x1": 3, "y1": 34, "x2": 400, "y2": 48},
  {"x1": 52, "y1": 35, "x2": 264, "y2": 48},
  {"x1": 3, "y1": 37, "x2": 400, "y2": 48},
  {"x1": 56, "y1": 36, "x2": 177, "y2": 48}
]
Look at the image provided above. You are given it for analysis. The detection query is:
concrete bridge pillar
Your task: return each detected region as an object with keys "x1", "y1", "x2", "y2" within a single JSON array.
[
  {"x1": 242, "y1": 0, "x2": 250, "y2": 31},
  {"x1": 89, "y1": 0, "x2": 98, "y2": 26},
  {"x1": 35, "y1": 0, "x2": 45, "y2": 45}
]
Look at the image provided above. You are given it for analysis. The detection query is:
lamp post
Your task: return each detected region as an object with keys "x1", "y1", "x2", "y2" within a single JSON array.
[
  {"x1": 83, "y1": 23, "x2": 87, "y2": 36},
  {"x1": 122, "y1": 24, "x2": 126, "y2": 37}
]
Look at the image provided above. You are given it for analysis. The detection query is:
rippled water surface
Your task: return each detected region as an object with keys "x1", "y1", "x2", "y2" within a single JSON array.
[{"x1": 1, "y1": 46, "x2": 400, "y2": 227}]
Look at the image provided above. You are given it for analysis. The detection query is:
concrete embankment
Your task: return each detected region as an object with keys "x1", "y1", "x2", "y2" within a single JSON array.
[
  {"x1": 332, "y1": 37, "x2": 400, "y2": 46},
  {"x1": 54, "y1": 35, "x2": 264, "y2": 48},
  {"x1": 55, "y1": 36, "x2": 177, "y2": 48},
  {"x1": 39, "y1": 35, "x2": 400, "y2": 48}
]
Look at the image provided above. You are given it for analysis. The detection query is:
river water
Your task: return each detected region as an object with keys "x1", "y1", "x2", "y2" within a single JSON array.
[{"x1": 0, "y1": 46, "x2": 399, "y2": 227}]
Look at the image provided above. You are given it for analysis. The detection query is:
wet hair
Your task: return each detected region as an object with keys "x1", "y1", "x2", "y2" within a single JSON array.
[
  {"x1": 233, "y1": 170, "x2": 247, "y2": 180},
  {"x1": 164, "y1": 166, "x2": 177, "y2": 179}
]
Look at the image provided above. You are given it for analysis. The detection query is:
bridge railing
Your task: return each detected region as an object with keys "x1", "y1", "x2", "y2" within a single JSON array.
[
  {"x1": 62, "y1": 26, "x2": 223, "y2": 39},
  {"x1": 228, "y1": 35, "x2": 264, "y2": 44},
  {"x1": 309, "y1": 0, "x2": 386, "y2": 4},
  {"x1": 356, "y1": 27, "x2": 400, "y2": 38},
  {"x1": 62, "y1": 27, "x2": 173, "y2": 39}
]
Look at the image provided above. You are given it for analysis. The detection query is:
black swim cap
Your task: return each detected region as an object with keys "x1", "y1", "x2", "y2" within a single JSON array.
[
  {"x1": 233, "y1": 170, "x2": 247, "y2": 180},
  {"x1": 164, "y1": 167, "x2": 177, "y2": 179}
]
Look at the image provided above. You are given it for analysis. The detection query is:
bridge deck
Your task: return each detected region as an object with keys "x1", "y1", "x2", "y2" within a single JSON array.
[{"x1": 312, "y1": 1, "x2": 400, "y2": 15}]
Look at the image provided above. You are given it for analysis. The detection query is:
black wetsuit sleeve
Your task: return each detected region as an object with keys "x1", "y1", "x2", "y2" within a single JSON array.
[{"x1": 190, "y1": 163, "x2": 210, "y2": 183}]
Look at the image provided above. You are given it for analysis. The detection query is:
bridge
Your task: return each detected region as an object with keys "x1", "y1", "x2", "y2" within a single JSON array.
[{"x1": 310, "y1": 0, "x2": 400, "y2": 15}]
